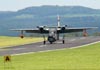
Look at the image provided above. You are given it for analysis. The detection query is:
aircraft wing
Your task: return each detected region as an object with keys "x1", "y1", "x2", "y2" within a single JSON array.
[
  {"x1": 11, "y1": 27, "x2": 97, "y2": 33},
  {"x1": 57, "y1": 27, "x2": 98, "y2": 33},
  {"x1": 11, "y1": 28, "x2": 49, "y2": 33}
]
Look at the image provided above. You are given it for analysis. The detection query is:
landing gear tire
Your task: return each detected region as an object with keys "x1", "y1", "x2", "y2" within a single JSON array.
[
  {"x1": 62, "y1": 40, "x2": 65, "y2": 44},
  {"x1": 43, "y1": 41, "x2": 46, "y2": 45},
  {"x1": 50, "y1": 42, "x2": 53, "y2": 44}
]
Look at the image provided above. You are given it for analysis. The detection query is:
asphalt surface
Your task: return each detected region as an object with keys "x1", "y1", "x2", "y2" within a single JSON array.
[{"x1": 0, "y1": 36, "x2": 100, "y2": 56}]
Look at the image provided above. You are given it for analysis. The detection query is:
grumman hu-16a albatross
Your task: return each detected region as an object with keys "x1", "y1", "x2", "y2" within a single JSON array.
[{"x1": 11, "y1": 15, "x2": 97, "y2": 44}]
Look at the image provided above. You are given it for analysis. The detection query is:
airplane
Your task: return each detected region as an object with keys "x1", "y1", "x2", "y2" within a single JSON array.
[{"x1": 11, "y1": 15, "x2": 98, "y2": 44}]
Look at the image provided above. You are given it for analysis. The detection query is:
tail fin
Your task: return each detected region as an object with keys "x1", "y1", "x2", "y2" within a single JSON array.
[{"x1": 57, "y1": 15, "x2": 60, "y2": 27}]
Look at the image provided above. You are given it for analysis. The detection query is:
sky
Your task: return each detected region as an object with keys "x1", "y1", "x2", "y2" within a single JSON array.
[{"x1": 0, "y1": 0, "x2": 100, "y2": 11}]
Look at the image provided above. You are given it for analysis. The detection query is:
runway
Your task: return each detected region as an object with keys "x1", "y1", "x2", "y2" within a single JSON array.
[{"x1": 0, "y1": 36, "x2": 100, "y2": 56}]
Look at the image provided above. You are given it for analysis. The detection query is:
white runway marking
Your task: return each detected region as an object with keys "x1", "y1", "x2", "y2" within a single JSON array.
[
  {"x1": 38, "y1": 45, "x2": 47, "y2": 47},
  {"x1": 69, "y1": 41, "x2": 100, "y2": 49},
  {"x1": 12, "y1": 41, "x2": 100, "y2": 56},
  {"x1": 70, "y1": 39, "x2": 76, "y2": 41}
]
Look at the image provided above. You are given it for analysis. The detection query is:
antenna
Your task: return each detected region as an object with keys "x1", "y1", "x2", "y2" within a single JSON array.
[{"x1": 57, "y1": 15, "x2": 60, "y2": 27}]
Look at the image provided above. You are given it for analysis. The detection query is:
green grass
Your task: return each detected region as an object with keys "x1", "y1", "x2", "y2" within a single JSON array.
[
  {"x1": 0, "y1": 36, "x2": 43, "y2": 48},
  {"x1": 0, "y1": 42, "x2": 100, "y2": 70}
]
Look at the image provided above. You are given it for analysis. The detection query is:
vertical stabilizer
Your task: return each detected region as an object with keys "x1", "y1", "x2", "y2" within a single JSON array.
[{"x1": 57, "y1": 15, "x2": 60, "y2": 27}]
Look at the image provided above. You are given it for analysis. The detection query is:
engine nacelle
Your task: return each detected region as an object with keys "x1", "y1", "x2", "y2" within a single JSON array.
[
  {"x1": 39, "y1": 27, "x2": 44, "y2": 33},
  {"x1": 61, "y1": 27, "x2": 65, "y2": 31},
  {"x1": 37, "y1": 26, "x2": 46, "y2": 28},
  {"x1": 61, "y1": 27, "x2": 66, "y2": 33}
]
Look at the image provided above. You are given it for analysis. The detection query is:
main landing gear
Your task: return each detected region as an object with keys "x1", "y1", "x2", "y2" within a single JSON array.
[
  {"x1": 43, "y1": 40, "x2": 46, "y2": 44},
  {"x1": 83, "y1": 29, "x2": 88, "y2": 37},
  {"x1": 50, "y1": 41, "x2": 53, "y2": 44},
  {"x1": 62, "y1": 40, "x2": 65, "y2": 44},
  {"x1": 62, "y1": 34, "x2": 65, "y2": 44},
  {"x1": 43, "y1": 35, "x2": 46, "y2": 45},
  {"x1": 20, "y1": 31, "x2": 24, "y2": 39}
]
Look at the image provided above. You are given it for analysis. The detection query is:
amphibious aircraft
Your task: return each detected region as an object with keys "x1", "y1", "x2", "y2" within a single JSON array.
[{"x1": 11, "y1": 15, "x2": 97, "y2": 44}]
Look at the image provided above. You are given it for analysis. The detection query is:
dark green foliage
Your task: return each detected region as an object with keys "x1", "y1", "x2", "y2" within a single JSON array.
[{"x1": 0, "y1": 6, "x2": 100, "y2": 36}]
